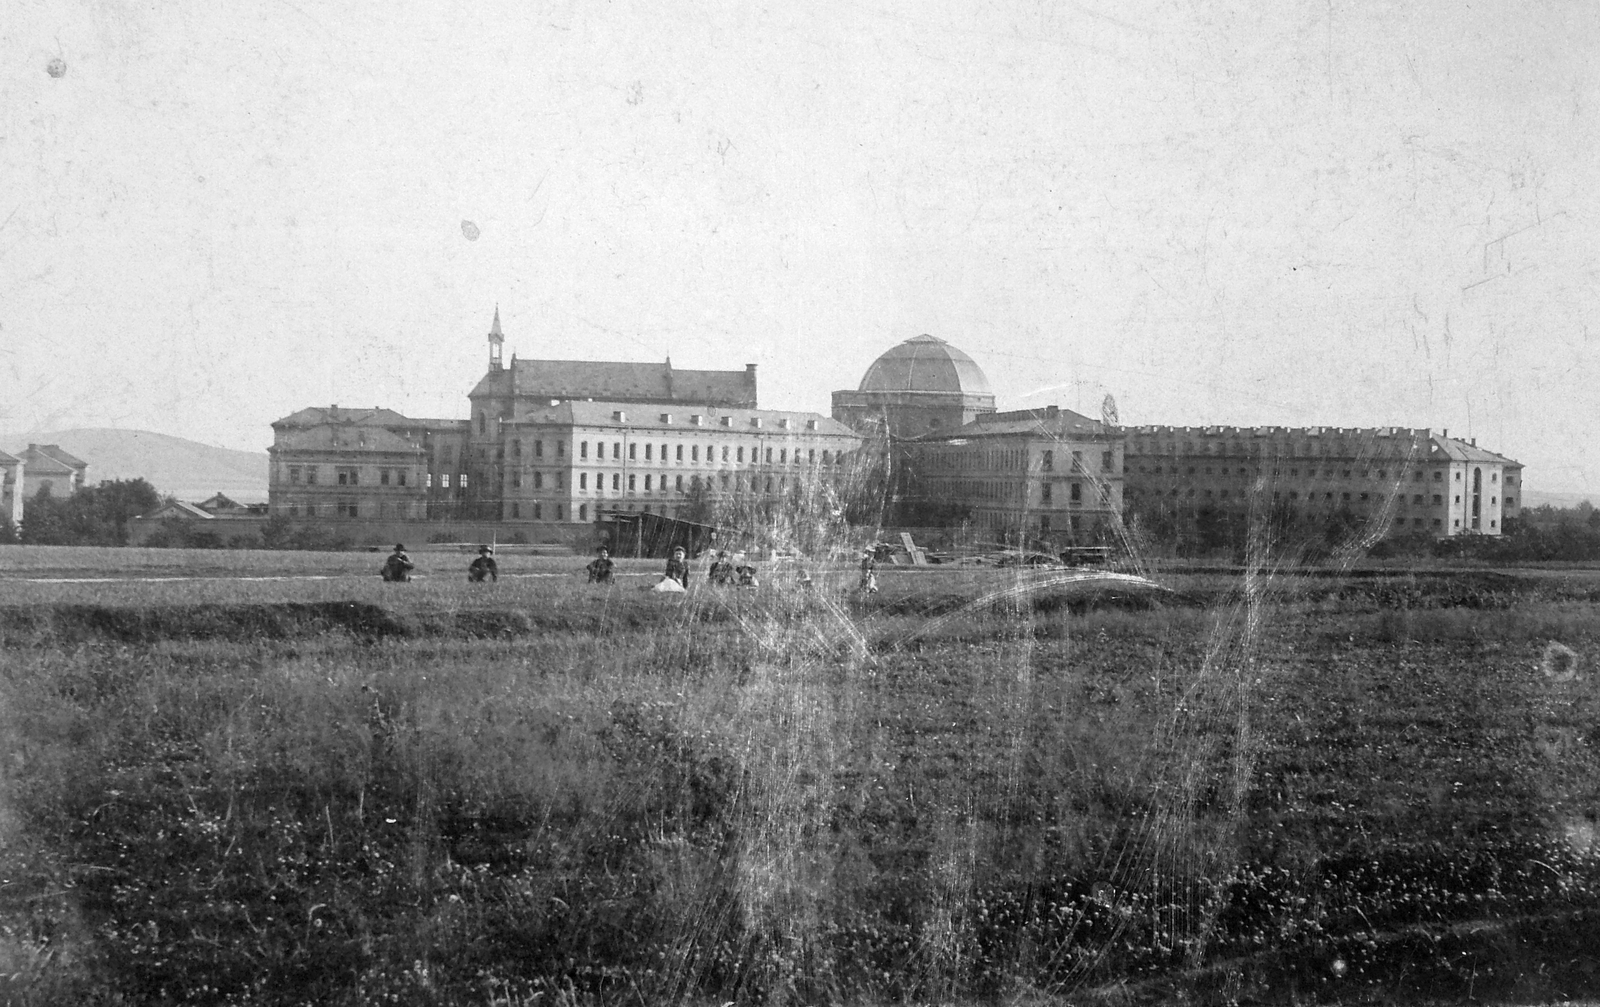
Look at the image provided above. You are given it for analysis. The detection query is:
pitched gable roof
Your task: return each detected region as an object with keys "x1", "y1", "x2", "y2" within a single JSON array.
[
  {"x1": 272, "y1": 406, "x2": 415, "y2": 429},
  {"x1": 471, "y1": 359, "x2": 759, "y2": 408},
  {"x1": 19, "y1": 445, "x2": 81, "y2": 476}
]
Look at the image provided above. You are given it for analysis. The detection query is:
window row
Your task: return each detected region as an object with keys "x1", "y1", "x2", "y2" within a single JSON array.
[
  {"x1": 574, "y1": 440, "x2": 846, "y2": 466},
  {"x1": 286, "y1": 465, "x2": 414, "y2": 486}
]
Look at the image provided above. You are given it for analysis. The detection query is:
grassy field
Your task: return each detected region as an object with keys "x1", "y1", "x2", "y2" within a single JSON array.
[{"x1": 0, "y1": 546, "x2": 1598, "y2": 1004}]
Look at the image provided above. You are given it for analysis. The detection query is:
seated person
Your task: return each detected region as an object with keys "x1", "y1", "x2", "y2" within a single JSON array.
[
  {"x1": 467, "y1": 545, "x2": 498, "y2": 582},
  {"x1": 380, "y1": 544, "x2": 415, "y2": 582},
  {"x1": 708, "y1": 551, "x2": 734, "y2": 585},
  {"x1": 586, "y1": 546, "x2": 615, "y2": 584},
  {"x1": 664, "y1": 546, "x2": 691, "y2": 588}
]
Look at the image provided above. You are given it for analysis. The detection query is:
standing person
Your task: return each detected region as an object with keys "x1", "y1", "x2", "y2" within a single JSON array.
[
  {"x1": 858, "y1": 551, "x2": 879, "y2": 593},
  {"x1": 708, "y1": 550, "x2": 734, "y2": 585},
  {"x1": 664, "y1": 545, "x2": 691, "y2": 588},
  {"x1": 380, "y1": 544, "x2": 415, "y2": 583},
  {"x1": 586, "y1": 546, "x2": 615, "y2": 584},
  {"x1": 467, "y1": 545, "x2": 498, "y2": 583}
]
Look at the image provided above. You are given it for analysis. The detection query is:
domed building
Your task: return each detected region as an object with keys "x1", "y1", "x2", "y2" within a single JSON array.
[{"x1": 831, "y1": 335, "x2": 997, "y2": 438}]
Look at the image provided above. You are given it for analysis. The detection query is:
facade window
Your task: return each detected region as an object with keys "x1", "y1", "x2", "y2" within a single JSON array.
[
  {"x1": 441, "y1": 474, "x2": 451, "y2": 488},
  {"x1": 780, "y1": 449, "x2": 787, "y2": 464},
  {"x1": 460, "y1": 474, "x2": 468, "y2": 488},
  {"x1": 692, "y1": 445, "x2": 700, "y2": 461},
  {"x1": 478, "y1": 414, "x2": 486, "y2": 434},
  {"x1": 1070, "y1": 482, "x2": 1081, "y2": 503},
  {"x1": 580, "y1": 473, "x2": 588, "y2": 490},
  {"x1": 512, "y1": 440, "x2": 521, "y2": 458},
  {"x1": 557, "y1": 504, "x2": 565, "y2": 520},
  {"x1": 1454, "y1": 518, "x2": 1460, "y2": 528},
  {"x1": 630, "y1": 443, "x2": 638, "y2": 460},
  {"x1": 676, "y1": 445, "x2": 684, "y2": 461},
  {"x1": 644, "y1": 444, "x2": 652, "y2": 461},
  {"x1": 612, "y1": 473, "x2": 620, "y2": 491},
  {"x1": 766, "y1": 448, "x2": 773, "y2": 463},
  {"x1": 1433, "y1": 494, "x2": 1442, "y2": 505},
  {"x1": 336, "y1": 467, "x2": 358, "y2": 486},
  {"x1": 556, "y1": 442, "x2": 565, "y2": 457},
  {"x1": 737, "y1": 447, "x2": 745, "y2": 462},
  {"x1": 534, "y1": 502, "x2": 543, "y2": 520},
  {"x1": 535, "y1": 440, "x2": 544, "y2": 458},
  {"x1": 1041, "y1": 482, "x2": 1052, "y2": 504},
  {"x1": 397, "y1": 470, "x2": 407, "y2": 487},
  {"x1": 512, "y1": 471, "x2": 522, "y2": 488},
  {"x1": 1102, "y1": 450, "x2": 1113, "y2": 471},
  {"x1": 337, "y1": 500, "x2": 358, "y2": 518},
  {"x1": 614, "y1": 442, "x2": 621, "y2": 459},
  {"x1": 1413, "y1": 494, "x2": 1423, "y2": 504},
  {"x1": 1454, "y1": 495, "x2": 1461, "y2": 504},
  {"x1": 644, "y1": 475, "x2": 652, "y2": 491},
  {"x1": 579, "y1": 504, "x2": 588, "y2": 521},
  {"x1": 675, "y1": 475, "x2": 683, "y2": 491},
  {"x1": 722, "y1": 446, "x2": 730, "y2": 461},
  {"x1": 534, "y1": 471, "x2": 544, "y2": 489},
  {"x1": 581, "y1": 442, "x2": 589, "y2": 459},
  {"x1": 289, "y1": 466, "x2": 302, "y2": 484},
  {"x1": 511, "y1": 502, "x2": 520, "y2": 518},
  {"x1": 1042, "y1": 450, "x2": 1053, "y2": 471}
]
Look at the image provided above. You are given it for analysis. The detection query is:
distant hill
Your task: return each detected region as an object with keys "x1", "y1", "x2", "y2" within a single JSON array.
[
  {"x1": 1521, "y1": 489, "x2": 1597, "y2": 510},
  {"x1": 2, "y1": 429, "x2": 268, "y2": 503}
]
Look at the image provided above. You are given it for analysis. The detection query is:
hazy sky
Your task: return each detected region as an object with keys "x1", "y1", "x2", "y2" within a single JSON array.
[{"x1": 4, "y1": 1, "x2": 1597, "y2": 491}]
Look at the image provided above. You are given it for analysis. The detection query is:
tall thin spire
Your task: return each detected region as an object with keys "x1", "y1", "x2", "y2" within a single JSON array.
[{"x1": 488, "y1": 304, "x2": 505, "y2": 371}]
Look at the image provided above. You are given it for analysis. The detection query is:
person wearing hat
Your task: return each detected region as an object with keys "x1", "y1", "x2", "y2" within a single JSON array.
[
  {"x1": 467, "y1": 544, "x2": 499, "y2": 583},
  {"x1": 381, "y1": 544, "x2": 415, "y2": 582},
  {"x1": 664, "y1": 545, "x2": 691, "y2": 589},
  {"x1": 586, "y1": 545, "x2": 615, "y2": 584}
]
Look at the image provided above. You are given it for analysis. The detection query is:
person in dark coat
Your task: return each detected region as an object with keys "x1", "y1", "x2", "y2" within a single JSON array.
[
  {"x1": 735, "y1": 558, "x2": 759, "y2": 588},
  {"x1": 586, "y1": 546, "x2": 615, "y2": 584},
  {"x1": 664, "y1": 546, "x2": 691, "y2": 588},
  {"x1": 380, "y1": 544, "x2": 415, "y2": 582},
  {"x1": 467, "y1": 545, "x2": 498, "y2": 583},
  {"x1": 708, "y1": 550, "x2": 734, "y2": 585}
]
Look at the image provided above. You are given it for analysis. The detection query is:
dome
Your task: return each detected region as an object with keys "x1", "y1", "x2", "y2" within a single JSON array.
[{"x1": 858, "y1": 335, "x2": 994, "y2": 397}]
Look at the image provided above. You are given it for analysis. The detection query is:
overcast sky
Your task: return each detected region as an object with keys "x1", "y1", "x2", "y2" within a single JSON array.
[{"x1": 4, "y1": 1, "x2": 1597, "y2": 490}]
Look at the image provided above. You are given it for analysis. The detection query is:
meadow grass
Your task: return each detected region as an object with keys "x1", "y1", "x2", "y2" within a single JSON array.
[{"x1": 0, "y1": 560, "x2": 1598, "y2": 1003}]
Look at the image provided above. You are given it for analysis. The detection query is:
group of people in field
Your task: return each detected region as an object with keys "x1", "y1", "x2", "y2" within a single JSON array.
[
  {"x1": 379, "y1": 543, "x2": 496, "y2": 584},
  {"x1": 380, "y1": 541, "x2": 878, "y2": 593},
  {"x1": 585, "y1": 545, "x2": 758, "y2": 590}
]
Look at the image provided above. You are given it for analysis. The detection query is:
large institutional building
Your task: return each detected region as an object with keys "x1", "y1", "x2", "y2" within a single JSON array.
[
  {"x1": 262, "y1": 310, "x2": 1524, "y2": 547},
  {"x1": 267, "y1": 310, "x2": 861, "y2": 529},
  {"x1": 1123, "y1": 425, "x2": 1522, "y2": 537},
  {"x1": 827, "y1": 334, "x2": 1521, "y2": 545}
]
